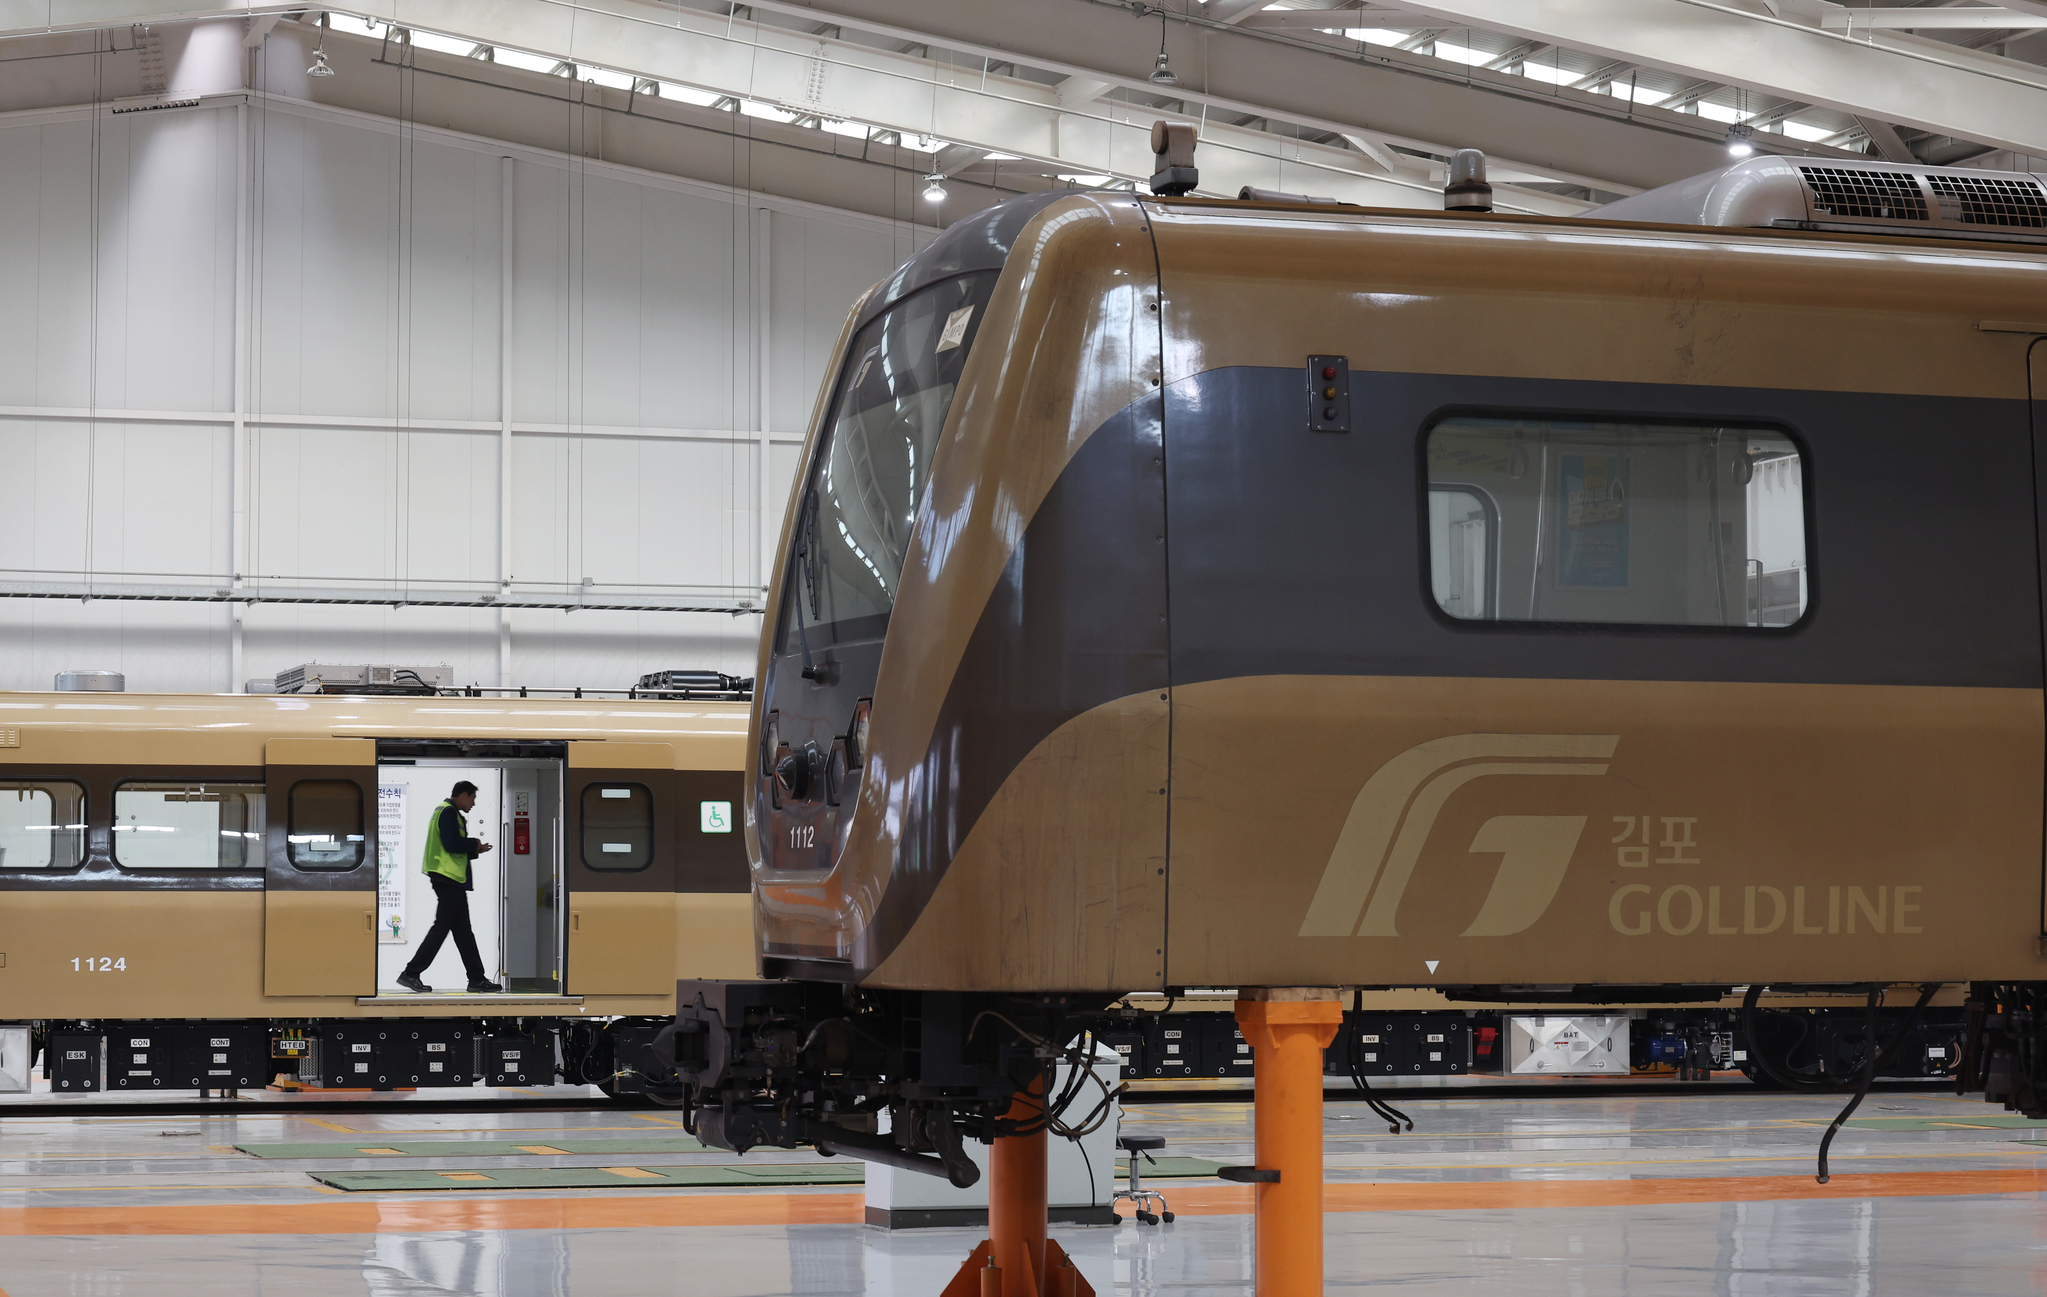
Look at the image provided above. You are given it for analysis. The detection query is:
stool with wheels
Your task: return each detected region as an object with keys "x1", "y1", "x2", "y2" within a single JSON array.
[{"x1": 1113, "y1": 1133, "x2": 1176, "y2": 1225}]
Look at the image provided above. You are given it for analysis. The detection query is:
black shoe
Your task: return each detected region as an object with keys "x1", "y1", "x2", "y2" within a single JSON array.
[
  {"x1": 396, "y1": 972, "x2": 432, "y2": 994},
  {"x1": 467, "y1": 979, "x2": 503, "y2": 993}
]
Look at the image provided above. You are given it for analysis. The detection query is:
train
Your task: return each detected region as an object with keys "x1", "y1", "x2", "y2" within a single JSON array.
[
  {"x1": 0, "y1": 689, "x2": 751, "y2": 1095},
  {"x1": 668, "y1": 153, "x2": 2047, "y2": 1179}
]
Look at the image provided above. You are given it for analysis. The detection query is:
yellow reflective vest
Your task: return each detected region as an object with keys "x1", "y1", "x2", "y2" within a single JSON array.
[{"x1": 421, "y1": 800, "x2": 470, "y2": 885}]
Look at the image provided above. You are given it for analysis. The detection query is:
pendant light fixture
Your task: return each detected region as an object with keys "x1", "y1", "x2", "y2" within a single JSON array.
[
  {"x1": 1149, "y1": 5, "x2": 1178, "y2": 86},
  {"x1": 307, "y1": 13, "x2": 336, "y2": 77}
]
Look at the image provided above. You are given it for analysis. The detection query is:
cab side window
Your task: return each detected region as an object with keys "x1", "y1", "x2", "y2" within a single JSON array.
[
  {"x1": 1425, "y1": 417, "x2": 1809, "y2": 629},
  {"x1": 0, "y1": 781, "x2": 86, "y2": 869}
]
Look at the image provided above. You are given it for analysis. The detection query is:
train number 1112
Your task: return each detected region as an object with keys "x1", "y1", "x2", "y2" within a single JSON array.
[{"x1": 72, "y1": 957, "x2": 126, "y2": 972}]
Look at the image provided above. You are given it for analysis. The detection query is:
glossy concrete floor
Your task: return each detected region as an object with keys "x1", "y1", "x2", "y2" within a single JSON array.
[{"x1": 4, "y1": 1084, "x2": 2046, "y2": 1294}]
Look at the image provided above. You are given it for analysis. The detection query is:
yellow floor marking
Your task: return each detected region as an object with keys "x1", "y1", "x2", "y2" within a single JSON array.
[
  {"x1": 299, "y1": 1119, "x2": 362, "y2": 1135},
  {"x1": 435, "y1": 1172, "x2": 493, "y2": 1182},
  {"x1": 1316, "y1": 1118, "x2": 1975, "y2": 1144},
  {"x1": 602, "y1": 1167, "x2": 665, "y2": 1179},
  {"x1": 630, "y1": 1114, "x2": 693, "y2": 1129},
  {"x1": 206, "y1": 1146, "x2": 239, "y2": 1155},
  {"x1": 514, "y1": 1146, "x2": 571, "y2": 1155},
  {"x1": 311, "y1": 1185, "x2": 345, "y2": 1195},
  {"x1": 357, "y1": 1149, "x2": 406, "y2": 1156},
  {"x1": 1324, "y1": 1146, "x2": 2034, "y2": 1176}
]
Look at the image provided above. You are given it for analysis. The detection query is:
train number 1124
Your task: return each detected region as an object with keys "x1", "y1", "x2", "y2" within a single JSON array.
[{"x1": 72, "y1": 957, "x2": 127, "y2": 972}]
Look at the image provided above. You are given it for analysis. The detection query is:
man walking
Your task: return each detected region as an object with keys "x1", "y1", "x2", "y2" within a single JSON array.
[{"x1": 395, "y1": 781, "x2": 503, "y2": 994}]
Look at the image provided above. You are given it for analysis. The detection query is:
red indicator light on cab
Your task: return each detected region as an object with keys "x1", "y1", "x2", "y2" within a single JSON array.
[{"x1": 1322, "y1": 366, "x2": 1337, "y2": 380}]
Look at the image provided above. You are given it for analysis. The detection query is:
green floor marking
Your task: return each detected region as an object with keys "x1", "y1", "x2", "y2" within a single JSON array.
[
  {"x1": 1114, "y1": 1156, "x2": 1227, "y2": 1178},
  {"x1": 310, "y1": 1163, "x2": 866, "y2": 1191},
  {"x1": 1791, "y1": 1115, "x2": 2047, "y2": 1131},
  {"x1": 235, "y1": 1137, "x2": 707, "y2": 1159}
]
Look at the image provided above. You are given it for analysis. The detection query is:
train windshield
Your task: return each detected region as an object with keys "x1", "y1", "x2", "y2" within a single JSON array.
[{"x1": 783, "y1": 272, "x2": 999, "y2": 646}]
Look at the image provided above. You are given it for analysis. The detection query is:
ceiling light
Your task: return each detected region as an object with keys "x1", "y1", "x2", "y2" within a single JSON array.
[
  {"x1": 307, "y1": 34, "x2": 335, "y2": 77},
  {"x1": 1724, "y1": 123, "x2": 1755, "y2": 158},
  {"x1": 922, "y1": 174, "x2": 946, "y2": 203},
  {"x1": 1150, "y1": 5, "x2": 1178, "y2": 85}
]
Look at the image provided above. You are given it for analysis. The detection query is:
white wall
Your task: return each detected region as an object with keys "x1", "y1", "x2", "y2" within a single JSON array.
[{"x1": 0, "y1": 46, "x2": 932, "y2": 692}]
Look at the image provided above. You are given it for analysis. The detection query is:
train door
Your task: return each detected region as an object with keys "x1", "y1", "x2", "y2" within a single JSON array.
[
  {"x1": 500, "y1": 761, "x2": 563, "y2": 992},
  {"x1": 2034, "y1": 337, "x2": 2047, "y2": 935},
  {"x1": 563, "y1": 742, "x2": 677, "y2": 995},
  {"x1": 371, "y1": 758, "x2": 562, "y2": 995},
  {"x1": 263, "y1": 738, "x2": 378, "y2": 996}
]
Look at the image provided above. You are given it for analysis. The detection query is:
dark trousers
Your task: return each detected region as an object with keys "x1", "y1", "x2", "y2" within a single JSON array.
[{"x1": 404, "y1": 874, "x2": 487, "y2": 982}]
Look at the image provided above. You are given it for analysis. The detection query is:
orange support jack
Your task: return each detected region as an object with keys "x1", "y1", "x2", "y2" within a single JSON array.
[
  {"x1": 1236, "y1": 991, "x2": 1344, "y2": 1297},
  {"x1": 940, "y1": 1077, "x2": 1095, "y2": 1297}
]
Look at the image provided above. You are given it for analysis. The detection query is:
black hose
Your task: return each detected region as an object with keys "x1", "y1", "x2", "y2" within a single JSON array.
[
  {"x1": 1816, "y1": 986, "x2": 1882, "y2": 1184},
  {"x1": 1346, "y1": 991, "x2": 1413, "y2": 1133},
  {"x1": 1741, "y1": 985, "x2": 1840, "y2": 1092}
]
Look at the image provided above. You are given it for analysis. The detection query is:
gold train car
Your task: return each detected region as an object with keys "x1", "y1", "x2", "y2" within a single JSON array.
[
  {"x1": 671, "y1": 155, "x2": 2047, "y2": 1163},
  {"x1": 0, "y1": 691, "x2": 752, "y2": 1091}
]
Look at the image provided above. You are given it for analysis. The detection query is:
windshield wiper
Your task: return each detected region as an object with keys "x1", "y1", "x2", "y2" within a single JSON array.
[{"x1": 791, "y1": 491, "x2": 829, "y2": 683}]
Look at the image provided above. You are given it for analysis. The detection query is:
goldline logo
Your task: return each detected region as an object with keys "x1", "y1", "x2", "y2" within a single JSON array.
[{"x1": 1297, "y1": 734, "x2": 1619, "y2": 938}]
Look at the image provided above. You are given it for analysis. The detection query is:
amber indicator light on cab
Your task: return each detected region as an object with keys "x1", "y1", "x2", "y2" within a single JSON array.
[
  {"x1": 846, "y1": 698, "x2": 873, "y2": 768},
  {"x1": 1307, "y1": 354, "x2": 1350, "y2": 433}
]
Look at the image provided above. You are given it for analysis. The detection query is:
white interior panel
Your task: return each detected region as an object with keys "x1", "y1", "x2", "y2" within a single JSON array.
[
  {"x1": 0, "y1": 91, "x2": 933, "y2": 693},
  {"x1": 0, "y1": 119, "x2": 96, "y2": 409}
]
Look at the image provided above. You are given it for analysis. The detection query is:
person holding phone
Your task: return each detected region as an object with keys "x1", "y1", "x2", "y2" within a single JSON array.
[{"x1": 396, "y1": 780, "x2": 503, "y2": 993}]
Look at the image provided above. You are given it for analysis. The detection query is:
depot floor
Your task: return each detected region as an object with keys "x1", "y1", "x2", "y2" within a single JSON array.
[{"x1": 4, "y1": 1085, "x2": 2047, "y2": 1294}]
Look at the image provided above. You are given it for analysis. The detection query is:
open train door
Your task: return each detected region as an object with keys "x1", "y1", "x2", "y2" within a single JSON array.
[
  {"x1": 264, "y1": 738, "x2": 378, "y2": 995},
  {"x1": 564, "y1": 742, "x2": 678, "y2": 995},
  {"x1": 2034, "y1": 335, "x2": 2047, "y2": 937}
]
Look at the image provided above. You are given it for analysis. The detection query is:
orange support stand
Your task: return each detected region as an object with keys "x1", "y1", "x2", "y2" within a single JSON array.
[
  {"x1": 940, "y1": 1076, "x2": 1094, "y2": 1297},
  {"x1": 1236, "y1": 992, "x2": 1344, "y2": 1297}
]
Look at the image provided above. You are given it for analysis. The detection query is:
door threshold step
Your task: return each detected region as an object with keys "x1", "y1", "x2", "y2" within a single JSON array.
[{"x1": 356, "y1": 994, "x2": 586, "y2": 1006}]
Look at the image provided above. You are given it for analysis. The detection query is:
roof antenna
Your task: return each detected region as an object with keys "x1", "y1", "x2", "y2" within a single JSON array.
[
  {"x1": 1149, "y1": 120, "x2": 1198, "y2": 197},
  {"x1": 1444, "y1": 149, "x2": 1492, "y2": 212}
]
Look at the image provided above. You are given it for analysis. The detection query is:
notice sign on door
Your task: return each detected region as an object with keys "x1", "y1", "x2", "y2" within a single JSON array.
[{"x1": 376, "y1": 784, "x2": 407, "y2": 943}]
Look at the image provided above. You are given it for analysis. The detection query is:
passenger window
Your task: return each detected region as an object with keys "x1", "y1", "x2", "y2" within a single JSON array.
[
  {"x1": 113, "y1": 782, "x2": 266, "y2": 869},
  {"x1": 1425, "y1": 418, "x2": 1808, "y2": 628},
  {"x1": 287, "y1": 780, "x2": 365, "y2": 870},
  {"x1": 0, "y1": 781, "x2": 86, "y2": 869},
  {"x1": 582, "y1": 783, "x2": 652, "y2": 870}
]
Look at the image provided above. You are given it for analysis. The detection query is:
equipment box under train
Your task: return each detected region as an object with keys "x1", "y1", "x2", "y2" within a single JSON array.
[
  {"x1": 392, "y1": 1022, "x2": 475, "y2": 1087},
  {"x1": 47, "y1": 1033, "x2": 101, "y2": 1092},
  {"x1": 106, "y1": 1022, "x2": 266, "y2": 1090},
  {"x1": 476, "y1": 1034, "x2": 549, "y2": 1086}
]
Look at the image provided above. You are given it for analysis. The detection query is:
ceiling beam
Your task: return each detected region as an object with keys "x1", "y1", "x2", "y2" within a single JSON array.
[
  {"x1": 1203, "y1": 0, "x2": 1271, "y2": 24},
  {"x1": 1389, "y1": 0, "x2": 2047, "y2": 155},
  {"x1": 1818, "y1": 7, "x2": 2047, "y2": 29},
  {"x1": 1, "y1": 0, "x2": 1688, "y2": 193},
  {"x1": 295, "y1": 4, "x2": 1589, "y2": 212},
  {"x1": 1482, "y1": 39, "x2": 1551, "y2": 70},
  {"x1": 1240, "y1": 10, "x2": 1441, "y2": 31},
  {"x1": 1852, "y1": 115, "x2": 1918, "y2": 162},
  {"x1": 722, "y1": 0, "x2": 1741, "y2": 190}
]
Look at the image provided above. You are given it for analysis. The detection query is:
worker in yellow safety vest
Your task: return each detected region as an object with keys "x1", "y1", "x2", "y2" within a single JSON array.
[{"x1": 395, "y1": 781, "x2": 502, "y2": 994}]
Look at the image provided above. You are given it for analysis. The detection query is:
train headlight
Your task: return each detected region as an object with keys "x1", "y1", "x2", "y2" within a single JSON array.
[
  {"x1": 775, "y1": 745, "x2": 808, "y2": 801},
  {"x1": 846, "y1": 699, "x2": 872, "y2": 769}
]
